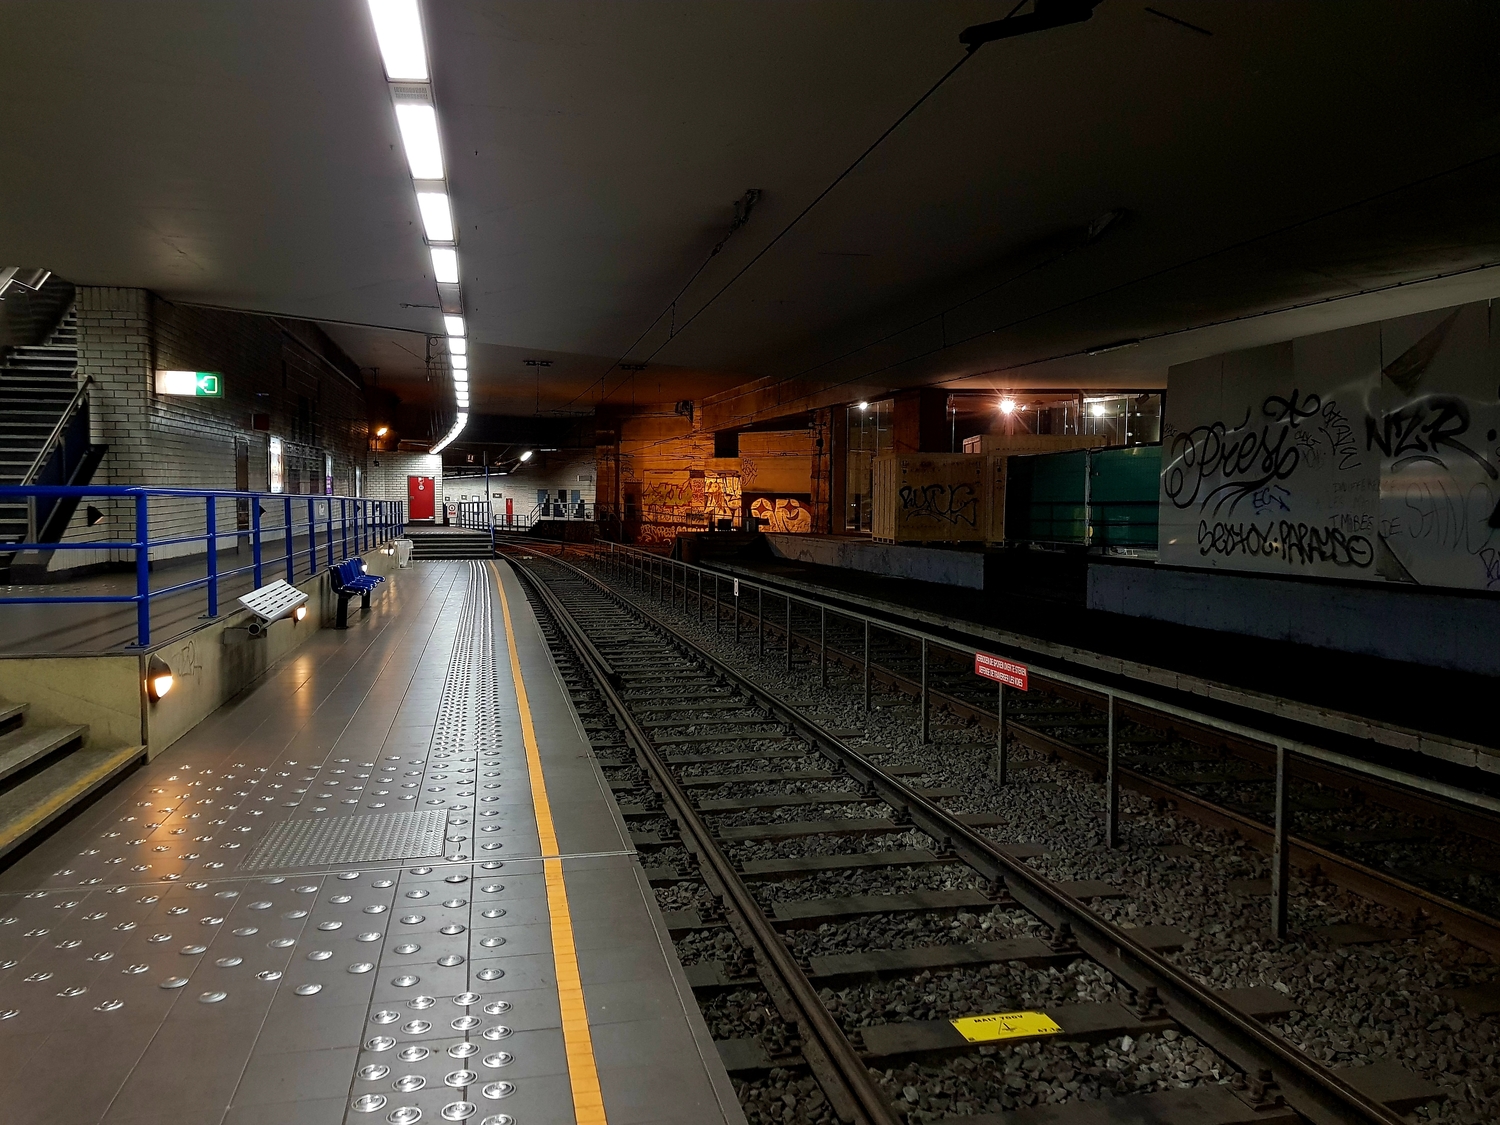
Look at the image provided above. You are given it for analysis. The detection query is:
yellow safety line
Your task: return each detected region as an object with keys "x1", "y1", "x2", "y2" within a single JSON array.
[{"x1": 491, "y1": 562, "x2": 608, "y2": 1125}]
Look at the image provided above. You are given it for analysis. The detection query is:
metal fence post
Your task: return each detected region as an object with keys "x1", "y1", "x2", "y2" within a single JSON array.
[
  {"x1": 733, "y1": 582, "x2": 740, "y2": 643},
  {"x1": 757, "y1": 588, "x2": 764, "y2": 657},
  {"x1": 1105, "y1": 693, "x2": 1119, "y2": 847},
  {"x1": 785, "y1": 595, "x2": 793, "y2": 670},
  {"x1": 714, "y1": 575, "x2": 720, "y2": 633},
  {"x1": 283, "y1": 497, "x2": 293, "y2": 581},
  {"x1": 205, "y1": 496, "x2": 218, "y2": 618},
  {"x1": 307, "y1": 498, "x2": 317, "y2": 575},
  {"x1": 819, "y1": 606, "x2": 827, "y2": 687},
  {"x1": 863, "y1": 618, "x2": 871, "y2": 712},
  {"x1": 698, "y1": 572, "x2": 703, "y2": 623},
  {"x1": 251, "y1": 496, "x2": 264, "y2": 588},
  {"x1": 341, "y1": 498, "x2": 349, "y2": 559},
  {"x1": 326, "y1": 498, "x2": 334, "y2": 562},
  {"x1": 1271, "y1": 744, "x2": 1291, "y2": 940},
  {"x1": 920, "y1": 637, "x2": 930, "y2": 744},
  {"x1": 996, "y1": 681, "x2": 1007, "y2": 785},
  {"x1": 134, "y1": 492, "x2": 151, "y2": 647}
]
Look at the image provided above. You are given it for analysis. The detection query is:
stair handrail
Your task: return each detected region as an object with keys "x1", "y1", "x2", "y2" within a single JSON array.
[{"x1": 20, "y1": 375, "x2": 92, "y2": 486}]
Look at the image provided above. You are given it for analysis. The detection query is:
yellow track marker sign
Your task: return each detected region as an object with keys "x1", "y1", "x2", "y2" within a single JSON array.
[{"x1": 950, "y1": 1010, "x2": 1062, "y2": 1043}]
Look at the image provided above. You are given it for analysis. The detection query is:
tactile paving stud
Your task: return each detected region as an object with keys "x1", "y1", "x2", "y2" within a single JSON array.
[
  {"x1": 475, "y1": 968, "x2": 502, "y2": 982},
  {"x1": 160, "y1": 977, "x2": 189, "y2": 989},
  {"x1": 393, "y1": 1075, "x2": 425, "y2": 1092},
  {"x1": 482, "y1": 1052, "x2": 511, "y2": 1068},
  {"x1": 481, "y1": 1026, "x2": 511, "y2": 1041},
  {"x1": 391, "y1": 975, "x2": 419, "y2": 987},
  {"x1": 481, "y1": 1082, "x2": 514, "y2": 1099},
  {"x1": 257, "y1": 971, "x2": 282, "y2": 981},
  {"x1": 199, "y1": 991, "x2": 227, "y2": 1004},
  {"x1": 442, "y1": 1102, "x2": 476, "y2": 1120},
  {"x1": 403, "y1": 1020, "x2": 431, "y2": 1034},
  {"x1": 358, "y1": 1064, "x2": 391, "y2": 1081},
  {"x1": 366, "y1": 1036, "x2": 396, "y2": 1052},
  {"x1": 351, "y1": 1093, "x2": 387, "y2": 1113},
  {"x1": 294, "y1": 983, "x2": 322, "y2": 995},
  {"x1": 482, "y1": 1001, "x2": 510, "y2": 1015},
  {"x1": 398, "y1": 1045, "x2": 429, "y2": 1062},
  {"x1": 454, "y1": 992, "x2": 481, "y2": 1006},
  {"x1": 358, "y1": 931, "x2": 383, "y2": 942},
  {"x1": 372, "y1": 1010, "x2": 400, "y2": 1024},
  {"x1": 409, "y1": 996, "x2": 436, "y2": 1009},
  {"x1": 452, "y1": 1016, "x2": 480, "y2": 1031},
  {"x1": 388, "y1": 1108, "x2": 421, "y2": 1125},
  {"x1": 480, "y1": 1115, "x2": 514, "y2": 1125},
  {"x1": 349, "y1": 962, "x2": 375, "y2": 974}
]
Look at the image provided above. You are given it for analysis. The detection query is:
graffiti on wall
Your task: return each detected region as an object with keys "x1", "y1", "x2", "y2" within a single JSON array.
[
  {"x1": 1160, "y1": 302, "x2": 1500, "y2": 590},
  {"x1": 748, "y1": 495, "x2": 812, "y2": 533},
  {"x1": 639, "y1": 470, "x2": 741, "y2": 523},
  {"x1": 897, "y1": 482, "x2": 979, "y2": 529}
]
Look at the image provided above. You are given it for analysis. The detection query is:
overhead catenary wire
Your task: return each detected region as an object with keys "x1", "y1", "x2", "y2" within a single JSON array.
[{"x1": 565, "y1": 6, "x2": 1022, "y2": 412}]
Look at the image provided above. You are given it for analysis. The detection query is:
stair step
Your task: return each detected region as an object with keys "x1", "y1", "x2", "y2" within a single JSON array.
[
  {"x1": 0, "y1": 702, "x2": 28, "y2": 728},
  {"x1": 0, "y1": 743, "x2": 144, "y2": 862},
  {"x1": 0, "y1": 723, "x2": 88, "y2": 784}
]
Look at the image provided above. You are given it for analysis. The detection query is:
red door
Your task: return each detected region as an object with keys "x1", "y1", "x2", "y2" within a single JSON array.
[{"x1": 408, "y1": 475, "x2": 435, "y2": 521}]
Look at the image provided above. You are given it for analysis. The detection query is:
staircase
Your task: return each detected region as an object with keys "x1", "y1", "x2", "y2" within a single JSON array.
[
  {"x1": 0, "y1": 308, "x2": 103, "y2": 570},
  {"x1": 407, "y1": 528, "x2": 494, "y2": 560},
  {"x1": 0, "y1": 697, "x2": 142, "y2": 862}
]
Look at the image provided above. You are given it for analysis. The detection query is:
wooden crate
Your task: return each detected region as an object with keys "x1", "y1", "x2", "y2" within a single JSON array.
[
  {"x1": 984, "y1": 452, "x2": 1008, "y2": 545},
  {"x1": 961, "y1": 433, "x2": 1103, "y2": 455},
  {"x1": 871, "y1": 454, "x2": 986, "y2": 543}
]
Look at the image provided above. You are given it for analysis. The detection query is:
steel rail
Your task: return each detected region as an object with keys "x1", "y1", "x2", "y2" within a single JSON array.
[
  {"x1": 506, "y1": 556, "x2": 901, "y2": 1125},
  {"x1": 692, "y1": 597, "x2": 1500, "y2": 954},
  {"x1": 594, "y1": 542, "x2": 1500, "y2": 818},
  {"x1": 518, "y1": 545, "x2": 1408, "y2": 1125}
]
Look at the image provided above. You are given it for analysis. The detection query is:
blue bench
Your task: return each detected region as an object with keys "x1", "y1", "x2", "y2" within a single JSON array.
[{"x1": 328, "y1": 557, "x2": 385, "y2": 628}]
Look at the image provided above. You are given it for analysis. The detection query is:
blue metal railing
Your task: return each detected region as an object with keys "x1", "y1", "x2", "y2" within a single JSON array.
[
  {"x1": 456, "y1": 500, "x2": 496, "y2": 551},
  {"x1": 0, "y1": 485, "x2": 404, "y2": 647}
]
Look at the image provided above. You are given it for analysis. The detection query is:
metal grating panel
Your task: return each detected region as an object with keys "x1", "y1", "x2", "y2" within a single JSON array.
[{"x1": 240, "y1": 810, "x2": 446, "y2": 870}]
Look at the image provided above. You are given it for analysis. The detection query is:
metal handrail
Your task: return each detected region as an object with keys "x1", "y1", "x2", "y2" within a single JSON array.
[
  {"x1": 20, "y1": 374, "x2": 92, "y2": 486},
  {"x1": 0, "y1": 484, "x2": 405, "y2": 648},
  {"x1": 592, "y1": 538, "x2": 1500, "y2": 817}
]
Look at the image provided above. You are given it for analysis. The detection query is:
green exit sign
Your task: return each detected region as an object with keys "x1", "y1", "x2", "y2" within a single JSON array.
[{"x1": 156, "y1": 370, "x2": 223, "y2": 397}]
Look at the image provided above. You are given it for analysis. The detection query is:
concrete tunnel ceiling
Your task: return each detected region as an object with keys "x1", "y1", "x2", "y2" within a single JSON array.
[{"x1": 4, "y1": 1, "x2": 1500, "y2": 425}]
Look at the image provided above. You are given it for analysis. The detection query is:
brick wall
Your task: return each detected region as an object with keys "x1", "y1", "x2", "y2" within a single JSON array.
[
  {"x1": 54, "y1": 288, "x2": 373, "y2": 572},
  {"x1": 365, "y1": 452, "x2": 442, "y2": 521}
]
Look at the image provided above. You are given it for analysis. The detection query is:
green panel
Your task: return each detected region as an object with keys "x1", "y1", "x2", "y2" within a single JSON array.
[
  {"x1": 1089, "y1": 445, "x2": 1159, "y2": 549},
  {"x1": 1007, "y1": 451, "x2": 1087, "y2": 545}
]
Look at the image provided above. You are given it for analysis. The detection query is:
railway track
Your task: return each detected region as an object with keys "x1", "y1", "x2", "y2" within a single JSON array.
[
  {"x1": 502, "y1": 549, "x2": 1429, "y2": 1125},
  {"x1": 579, "y1": 541, "x2": 1500, "y2": 960}
]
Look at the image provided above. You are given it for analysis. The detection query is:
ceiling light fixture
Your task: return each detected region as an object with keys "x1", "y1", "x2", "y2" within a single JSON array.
[
  {"x1": 856, "y1": 401, "x2": 869, "y2": 411},
  {"x1": 1090, "y1": 402, "x2": 1108, "y2": 417},
  {"x1": 999, "y1": 398, "x2": 1016, "y2": 414},
  {"x1": 431, "y1": 411, "x2": 467, "y2": 454},
  {"x1": 416, "y1": 191, "x2": 454, "y2": 242},
  {"x1": 368, "y1": 0, "x2": 468, "y2": 453},
  {"x1": 367, "y1": 0, "x2": 428, "y2": 80},
  {"x1": 430, "y1": 247, "x2": 458, "y2": 284},
  {"x1": 394, "y1": 104, "x2": 444, "y2": 179},
  {"x1": 519, "y1": 450, "x2": 534, "y2": 462}
]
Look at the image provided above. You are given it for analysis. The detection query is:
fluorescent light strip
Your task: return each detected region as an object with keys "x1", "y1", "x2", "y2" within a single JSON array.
[
  {"x1": 430, "y1": 411, "x2": 468, "y2": 454},
  {"x1": 430, "y1": 246, "x2": 458, "y2": 284},
  {"x1": 416, "y1": 191, "x2": 454, "y2": 242},
  {"x1": 395, "y1": 103, "x2": 443, "y2": 179},
  {"x1": 370, "y1": 0, "x2": 469, "y2": 451},
  {"x1": 367, "y1": 0, "x2": 428, "y2": 80}
]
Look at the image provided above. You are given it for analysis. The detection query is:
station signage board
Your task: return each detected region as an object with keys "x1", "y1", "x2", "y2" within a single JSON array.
[{"x1": 974, "y1": 651, "x2": 1028, "y2": 691}]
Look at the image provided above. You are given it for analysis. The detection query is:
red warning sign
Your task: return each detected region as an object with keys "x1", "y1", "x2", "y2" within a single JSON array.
[{"x1": 974, "y1": 652, "x2": 1028, "y2": 691}]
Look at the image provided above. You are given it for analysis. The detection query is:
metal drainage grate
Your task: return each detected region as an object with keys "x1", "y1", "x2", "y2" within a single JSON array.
[{"x1": 239, "y1": 810, "x2": 447, "y2": 870}]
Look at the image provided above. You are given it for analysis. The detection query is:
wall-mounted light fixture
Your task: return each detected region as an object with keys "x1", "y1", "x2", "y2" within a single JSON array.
[
  {"x1": 146, "y1": 655, "x2": 174, "y2": 701},
  {"x1": 999, "y1": 399, "x2": 1017, "y2": 414},
  {"x1": 294, "y1": 605, "x2": 308, "y2": 622}
]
